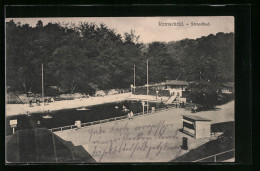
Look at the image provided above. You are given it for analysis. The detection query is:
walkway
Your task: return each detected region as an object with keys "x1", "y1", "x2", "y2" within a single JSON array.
[{"x1": 55, "y1": 101, "x2": 234, "y2": 162}]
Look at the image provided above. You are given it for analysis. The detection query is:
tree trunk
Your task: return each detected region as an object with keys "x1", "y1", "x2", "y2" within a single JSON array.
[
  {"x1": 70, "y1": 81, "x2": 77, "y2": 94},
  {"x1": 21, "y1": 82, "x2": 27, "y2": 95},
  {"x1": 18, "y1": 77, "x2": 27, "y2": 94},
  {"x1": 177, "y1": 66, "x2": 182, "y2": 80},
  {"x1": 28, "y1": 79, "x2": 35, "y2": 94}
]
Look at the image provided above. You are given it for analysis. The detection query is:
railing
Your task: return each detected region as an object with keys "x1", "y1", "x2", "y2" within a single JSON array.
[
  {"x1": 192, "y1": 149, "x2": 235, "y2": 162},
  {"x1": 49, "y1": 105, "x2": 177, "y2": 133}
]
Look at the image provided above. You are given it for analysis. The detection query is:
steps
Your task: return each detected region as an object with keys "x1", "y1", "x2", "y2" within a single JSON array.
[{"x1": 165, "y1": 93, "x2": 177, "y2": 105}]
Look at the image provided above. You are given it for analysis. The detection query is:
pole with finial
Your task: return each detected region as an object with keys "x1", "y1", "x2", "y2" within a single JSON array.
[
  {"x1": 147, "y1": 59, "x2": 149, "y2": 113},
  {"x1": 134, "y1": 65, "x2": 135, "y2": 94},
  {"x1": 42, "y1": 63, "x2": 44, "y2": 102}
]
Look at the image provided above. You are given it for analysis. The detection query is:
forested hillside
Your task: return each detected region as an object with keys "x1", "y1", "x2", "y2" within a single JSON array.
[
  {"x1": 166, "y1": 32, "x2": 234, "y2": 82},
  {"x1": 6, "y1": 20, "x2": 234, "y2": 95}
]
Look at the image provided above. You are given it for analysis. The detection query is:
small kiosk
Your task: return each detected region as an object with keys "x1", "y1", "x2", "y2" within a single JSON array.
[
  {"x1": 181, "y1": 115, "x2": 211, "y2": 139},
  {"x1": 75, "y1": 120, "x2": 81, "y2": 129}
]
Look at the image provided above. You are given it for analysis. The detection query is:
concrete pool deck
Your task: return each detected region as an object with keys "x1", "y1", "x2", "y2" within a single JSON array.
[{"x1": 55, "y1": 101, "x2": 234, "y2": 163}]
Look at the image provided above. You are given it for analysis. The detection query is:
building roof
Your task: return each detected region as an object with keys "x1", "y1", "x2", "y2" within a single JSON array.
[
  {"x1": 182, "y1": 115, "x2": 211, "y2": 121},
  {"x1": 163, "y1": 80, "x2": 189, "y2": 86},
  {"x1": 137, "y1": 80, "x2": 189, "y2": 88},
  {"x1": 223, "y1": 82, "x2": 234, "y2": 88},
  {"x1": 138, "y1": 80, "x2": 236, "y2": 88},
  {"x1": 6, "y1": 128, "x2": 96, "y2": 163}
]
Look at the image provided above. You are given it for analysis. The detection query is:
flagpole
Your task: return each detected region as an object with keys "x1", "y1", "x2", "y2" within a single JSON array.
[
  {"x1": 134, "y1": 65, "x2": 135, "y2": 94},
  {"x1": 42, "y1": 63, "x2": 44, "y2": 101},
  {"x1": 147, "y1": 59, "x2": 149, "y2": 113}
]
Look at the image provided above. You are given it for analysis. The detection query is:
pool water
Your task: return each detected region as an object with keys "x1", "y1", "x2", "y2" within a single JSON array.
[{"x1": 6, "y1": 101, "x2": 166, "y2": 136}]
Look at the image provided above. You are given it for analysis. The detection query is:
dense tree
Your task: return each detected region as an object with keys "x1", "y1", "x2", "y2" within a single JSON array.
[
  {"x1": 144, "y1": 42, "x2": 179, "y2": 83},
  {"x1": 6, "y1": 20, "x2": 234, "y2": 96},
  {"x1": 186, "y1": 81, "x2": 223, "y2": 108},
  {"x1": 6, "y1": 20, "x2": 75, "y2": 94},
  {"x1": 6, "y1": 20, "x2": 42, "y2": 94},
  {"x1": 167, "y1": 32, "x2": 234, "y2": 82}
]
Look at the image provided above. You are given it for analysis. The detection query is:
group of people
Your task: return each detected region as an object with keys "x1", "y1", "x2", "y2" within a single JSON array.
[
  {"x1": 173, "y1": 101, "x2": 186, "y2": 108},
  {"x1": 115, "y1": 105, "x2": 134, "y2": 120},
  {"x1": 179, "y1": 101, "x2": 185, "y2": 108},
  {"x1": 191, "y1": 105, "x2": 198, "y2": 113},
  {"x1": 128, "y1": 111, "x2": 134, "y2": 120},
  {"x1": 29, "y1": 97, "x2": 55, "y2": 107}
]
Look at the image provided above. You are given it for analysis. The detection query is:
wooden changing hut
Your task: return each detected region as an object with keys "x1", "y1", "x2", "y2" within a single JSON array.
[{"x1": 181, "y1": 115, "x2": 211, "y2": 139}]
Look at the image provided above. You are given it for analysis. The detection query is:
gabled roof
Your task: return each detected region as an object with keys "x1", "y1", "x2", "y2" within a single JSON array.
[
  {"x1": 182, "y1": 115, "x2": 211, "y2": 121},
  {"x1": 163, "y1": 80, "x2": 189, "y2": 86},
  {"x1": 223, "y1": 82, "x2": 234, "y2": 88},
  {"x1": 138, "y1": 80, "x2": 189, "y2": 87}
]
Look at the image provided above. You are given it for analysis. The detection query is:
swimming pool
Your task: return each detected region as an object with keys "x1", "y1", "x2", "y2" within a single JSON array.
[{"x1": 6, "y1": 101, "x2": 166, "y2": 135}]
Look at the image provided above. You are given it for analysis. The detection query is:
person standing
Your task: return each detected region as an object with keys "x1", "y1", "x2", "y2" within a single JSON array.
[
  {"x1": 130, "y1": 111, "x2": 134, "y2": 119},
  {"x1": 194, "y1": 105, "x2": 197, "y2": 112},
  {"x1": 29, "y1": 100, "x2": 33, "y2": 107},
  {"x1": 128, "y1": 112, "x2": 131, "y2": 120},
  {"x1": 36, "y1": 99, "x2": 40, "y2": 106}
]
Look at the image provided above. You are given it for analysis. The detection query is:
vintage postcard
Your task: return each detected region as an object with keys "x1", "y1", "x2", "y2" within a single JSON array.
[{"x1": 5, "y1": 16, "x2": 235, "y2": 163}]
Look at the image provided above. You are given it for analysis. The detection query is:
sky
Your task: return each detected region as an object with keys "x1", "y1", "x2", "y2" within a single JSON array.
[{"x1": 6, "y1": 17, "x2": 234, "y2": 43}]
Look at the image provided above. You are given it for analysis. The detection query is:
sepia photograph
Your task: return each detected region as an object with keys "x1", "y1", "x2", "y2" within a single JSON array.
[{"x1": 5, "y1": 16, "x2": 235, "y2": 163}]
